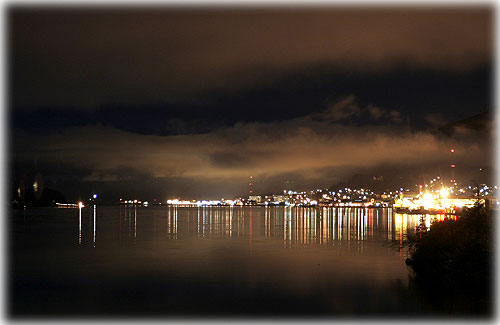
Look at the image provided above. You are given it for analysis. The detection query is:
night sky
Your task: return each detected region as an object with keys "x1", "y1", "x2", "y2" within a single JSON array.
[{"x1": 9, "y1": 6, "x2": 494, "y2": 202}]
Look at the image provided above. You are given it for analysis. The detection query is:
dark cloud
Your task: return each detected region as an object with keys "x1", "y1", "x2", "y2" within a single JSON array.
[
  {"x1": 425, "y1": 113, "x2": 446, "y2": 128},
  {"x1": 11, "y1": 99, "x2": 493, "y2": 200},
  {"x1": 11, "y1": 64, "x2": 492, "y2": 137},
  {"x1": 318, "y1": 96, "x2": 403, "y2": 124},
  {"x1": 9, "y1": 6, "x2": 492, "y2": 109},
  {"x1": 322, "y1": 95, "x2": 361, "y2": 121},
  {"x1": 83, "y1": 166, "x2": 156, "y2": 182}
]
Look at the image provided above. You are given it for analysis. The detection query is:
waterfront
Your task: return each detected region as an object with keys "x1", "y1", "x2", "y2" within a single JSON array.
[{"x1": 10, "y1": 205, "x2": 485, "y2": 318}]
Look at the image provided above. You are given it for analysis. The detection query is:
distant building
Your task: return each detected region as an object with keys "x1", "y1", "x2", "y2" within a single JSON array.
[
  {"x1": 273, "y1": 195, "x2": 288, "y2": 203},
  {"x1": 248, "y1": 195, "x2": 262, "y2": 203},
  {"x1": 401, "y1": 191, "x2": 420, "y2": 200}
]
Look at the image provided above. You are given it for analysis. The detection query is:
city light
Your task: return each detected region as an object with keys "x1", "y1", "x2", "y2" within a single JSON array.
[
  {"x1": 112, "y1": 178, "x2": 497, "y2": 212},
  {"x1": 421, "y1": 193, "x2": 434, "y2": 210}
]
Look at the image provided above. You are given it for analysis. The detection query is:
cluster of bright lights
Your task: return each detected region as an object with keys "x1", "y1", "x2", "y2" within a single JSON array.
[
  {"x1": 124, "y1": 199, "x2": 141, "y2": 204},
  {"x1": 164, "y1": 199, "x2": 242, "y2": 206},
  {"x1": 395, "y1": 186, "x2": 478, "y2": 211},
  {"x1": 55, "y1": 202, "x2": 81, "y2": 208},
  {"x1": 120, "y1": 198, "x2": 150, "y2": 206},
  {"x1": 196, "y1": 200, "x2": 223, "y2": 206},
  {"x1": 167, "y1": 199, "x2": 196, "y2": 205},
  {"x1": 114, "y1": 181, "x2": 497, "y2": 210},
  {"x1": 479, "y1": 185, "x2": 490, "y2": 196}
]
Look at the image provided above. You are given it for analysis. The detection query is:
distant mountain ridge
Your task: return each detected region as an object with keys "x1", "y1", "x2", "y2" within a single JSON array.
[{"x1": 437, "y1": 111, "x2": 492, "y2": 137}]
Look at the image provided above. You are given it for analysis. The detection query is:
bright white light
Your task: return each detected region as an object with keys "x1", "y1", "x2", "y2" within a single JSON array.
[
  {"x1": 422, "y1": 193, "x2": 434, "y2": 209},
  {"x1": 78, "y1": 202, "x2": 84, "y2": 208},
  {"x1": 93, "y1": 194, "x2": 97, "y2": 199}
]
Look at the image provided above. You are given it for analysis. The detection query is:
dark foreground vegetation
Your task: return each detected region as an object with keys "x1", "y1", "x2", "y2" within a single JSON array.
[{"x1": 406, "y1": 203, "x2": 493, "y2": 316}]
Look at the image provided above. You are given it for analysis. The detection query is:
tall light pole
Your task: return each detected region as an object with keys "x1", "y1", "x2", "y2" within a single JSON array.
[{"x1": 450, "y1": 148, "x2": 456, "y2": 186}]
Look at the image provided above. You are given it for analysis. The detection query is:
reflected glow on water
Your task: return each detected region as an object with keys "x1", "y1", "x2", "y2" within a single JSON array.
[
  {"x1": 79, "y1": 206, "x2": 455, "y2": 251},
  {"x1": 78, "y1": 206, "x2": 81, "y2": 245},
  {"x1": 11, "y1": 205, "x2": 465, "y2": 316},
  {"x1": 93, "y1": 204, "x2": 96, "y2": 247}
]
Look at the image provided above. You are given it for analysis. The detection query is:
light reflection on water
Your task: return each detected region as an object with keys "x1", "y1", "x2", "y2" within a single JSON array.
[
  {"x1": 11, "y1": 205, "x2": 461, "y2": 316},
  {"x1": 78, "y1": 206, "x2": 81, "y2": 245},
  {"x1": 81, "y1": 205, "x2": 454, "y2": 251}
]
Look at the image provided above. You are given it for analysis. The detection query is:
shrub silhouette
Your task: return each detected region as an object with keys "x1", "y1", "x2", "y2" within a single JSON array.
[{"x1": 407, "y1": 202, "x2": 492, "y2": 313}]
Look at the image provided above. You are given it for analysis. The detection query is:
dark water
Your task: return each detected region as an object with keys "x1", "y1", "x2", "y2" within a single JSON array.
[{"x1": 9, "y1": 206, "x2": 481, "y2": 319}]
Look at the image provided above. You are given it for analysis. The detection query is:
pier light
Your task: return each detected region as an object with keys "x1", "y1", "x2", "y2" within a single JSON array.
[
  {"x1": 93, "y1": 194, "x2": 97, "y2": 199},
  {"x1": 422, "y1": 193, "x2": 434, "y2": 209},
  {"x1": 78, "y1": 202, "x2": 84, "y2": 208}
]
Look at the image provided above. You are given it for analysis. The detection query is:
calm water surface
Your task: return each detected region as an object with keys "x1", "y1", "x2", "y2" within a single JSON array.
[{"x1": 10, "y1": 206, "x2": 465, "y2": 318}]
